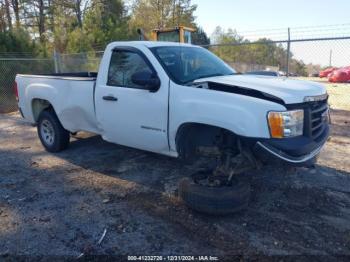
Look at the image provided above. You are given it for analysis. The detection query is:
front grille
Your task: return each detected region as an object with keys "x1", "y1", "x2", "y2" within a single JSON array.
[
  {"x1": 286, "y1": 98, "x2": 329, "y2": 142},
  {"x1": 307, "y1": 99, "x2": 329, "y2": 140}
]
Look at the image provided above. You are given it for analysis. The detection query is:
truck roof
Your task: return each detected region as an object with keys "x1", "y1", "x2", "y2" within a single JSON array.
[{"x1": 107, "y1": 41, "x2": 197, "y2": 49}]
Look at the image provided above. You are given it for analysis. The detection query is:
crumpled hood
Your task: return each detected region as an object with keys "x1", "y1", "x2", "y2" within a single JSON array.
[{"x1": 194, "y1": 74, "x2": 327, "y2": 104}]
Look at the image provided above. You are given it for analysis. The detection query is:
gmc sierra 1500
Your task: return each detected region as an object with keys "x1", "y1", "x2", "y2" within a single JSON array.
[{"x1": 15, "y1": 41, "x2": 330, "y2": 214}]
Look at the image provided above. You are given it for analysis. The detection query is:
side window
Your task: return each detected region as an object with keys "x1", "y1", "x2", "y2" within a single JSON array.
[{"x1": 107, "y1": 50, "x2": 153, "y2": 89}]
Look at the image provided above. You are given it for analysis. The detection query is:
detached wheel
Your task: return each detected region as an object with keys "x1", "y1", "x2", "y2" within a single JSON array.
[
  {"x1": 37, "y1": 110, "x2": 70, "y2": 152},
  {"x1": 179, "y1": 171, "x2": 251, "y2": 215}
]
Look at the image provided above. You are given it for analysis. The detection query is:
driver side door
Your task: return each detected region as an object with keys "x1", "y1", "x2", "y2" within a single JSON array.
[{"x1": 95, "y1": 47, "x2": 169, "y2": 154}]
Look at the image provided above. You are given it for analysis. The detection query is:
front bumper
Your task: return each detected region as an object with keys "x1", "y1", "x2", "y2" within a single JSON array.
[{"x1": 253, "y1": 125, "x2": 329, "y2": 166}]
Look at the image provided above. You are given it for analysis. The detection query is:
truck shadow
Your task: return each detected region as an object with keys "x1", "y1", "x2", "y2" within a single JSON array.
[{"x1": 61, "y1": 133, "x2": 188, "y2": 192}]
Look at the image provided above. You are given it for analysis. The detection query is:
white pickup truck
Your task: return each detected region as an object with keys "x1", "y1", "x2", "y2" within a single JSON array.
[{"x1": 16, "y1": 41, "x2": 330, "y2": 214}]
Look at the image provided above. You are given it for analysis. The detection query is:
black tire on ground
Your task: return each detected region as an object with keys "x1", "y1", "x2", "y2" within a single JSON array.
[
  {"x1": 37, "y1": 109, "x2": 70, "y2": 152},
  {"x1": 178, "y1": 176, "x2": 251, "y2": 215}
]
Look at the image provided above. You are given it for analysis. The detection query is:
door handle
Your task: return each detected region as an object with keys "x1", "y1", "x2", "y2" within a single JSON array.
[{"x1": 103, "y1": 95, "x2": 118, "y2": 101}]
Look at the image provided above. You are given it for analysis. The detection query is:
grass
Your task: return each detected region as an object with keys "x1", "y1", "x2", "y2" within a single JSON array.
[{"x1": 295, "y1": 77, "x2": 350, "y2": 111}]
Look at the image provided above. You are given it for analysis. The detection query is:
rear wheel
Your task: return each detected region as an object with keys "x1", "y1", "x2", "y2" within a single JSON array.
[{"x1": 37, "y1": 110, "x2": 70, "y2": 152}]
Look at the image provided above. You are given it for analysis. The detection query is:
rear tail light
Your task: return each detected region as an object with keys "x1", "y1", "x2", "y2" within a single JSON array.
[{"x1": 14, "y1": 81, "x2": 18, "y2": 101}]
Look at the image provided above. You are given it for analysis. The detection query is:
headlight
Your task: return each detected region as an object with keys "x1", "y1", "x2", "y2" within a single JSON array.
[{"x1": 268, "y1": 110, "x2": 304, "y2": 138}]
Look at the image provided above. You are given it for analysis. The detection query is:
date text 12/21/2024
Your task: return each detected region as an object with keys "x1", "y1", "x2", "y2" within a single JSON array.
[{"x1": 127, "y1": 255, "x2": 219, "y2": 261}]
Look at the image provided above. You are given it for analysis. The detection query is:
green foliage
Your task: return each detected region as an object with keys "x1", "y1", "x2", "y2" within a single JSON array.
[
  {"x1": 0, "y1": 29, "x2": 37, "y2": 55},
  {"x1": 50, "y1": 2, "x2": 78, "y2": 53},
  {"x1": 0, "y1": 0, "x2": 200, "y2": 54},
  {"x1": 66, "y1": 0, "x2": 137, "y2": 52},
  {"x1": 66, "y1": 29, "x2": 94, "y2": 53},
  {"x1": 0, "y1": 0, "x2": 308, "y2": 76},
  {"x1": 192, "y1": 26, "x2": 210, "y2": 45}
]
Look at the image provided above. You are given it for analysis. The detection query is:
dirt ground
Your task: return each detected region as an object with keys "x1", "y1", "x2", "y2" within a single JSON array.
[{"x1": 0, "y1": 110, "x2": 350, "y2": 260}]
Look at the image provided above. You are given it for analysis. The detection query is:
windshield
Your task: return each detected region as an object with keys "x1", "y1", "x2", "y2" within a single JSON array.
[{"x1": 151, "y1": 46, "x2": 236, "y2": 84}]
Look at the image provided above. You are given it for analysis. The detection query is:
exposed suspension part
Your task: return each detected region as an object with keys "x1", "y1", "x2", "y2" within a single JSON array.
[{"x1": 209, "y1": 139, "x2": 261, "y2": 186}]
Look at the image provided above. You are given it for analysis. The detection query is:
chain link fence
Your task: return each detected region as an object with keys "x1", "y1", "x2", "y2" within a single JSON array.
[
  {"x1": 0, "y1": 52, "x2": 103, "y2": 113},
  {"x1": 207, "y1": 37, "x2": 350, "y2": 111},
  {"x1": 1, "y1": 36, "x2": 350, "y2": 113},
  {"x1": 0, "y1": 58, "x2": 55, "y2": 113},
  {"x1": 289, "y1": 38, "x2": 350, "y2": 111},
  {"x1": 56, "y1": 51, "x2": 104, "y2": 73}
]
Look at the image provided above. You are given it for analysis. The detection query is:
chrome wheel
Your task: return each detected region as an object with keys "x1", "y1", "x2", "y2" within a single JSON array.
[{"x1": 40, "y1": 119, "x2": 55, "y2": 146}]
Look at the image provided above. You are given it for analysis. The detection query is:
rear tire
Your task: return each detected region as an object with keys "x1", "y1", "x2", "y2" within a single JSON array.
[
  {"x1": 37, "y1": 110, "x2": 70, "y2": 152},
  {"x1": 179, "y1": 172, "x2": 251, "y2": 215}
]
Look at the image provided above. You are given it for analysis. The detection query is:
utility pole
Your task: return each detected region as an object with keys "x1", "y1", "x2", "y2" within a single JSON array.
[
  {"x1": 329, "y1": 49, "x2": 332, "y2": 67},
  {"x1": 286, "y1": 27, "x2": 291, "y2": 77},
  {"x1": 53, "y1": 49, "x2": 60, "y2": 73}
]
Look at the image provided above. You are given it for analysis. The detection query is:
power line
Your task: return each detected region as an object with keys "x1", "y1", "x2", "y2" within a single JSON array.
[
  {"x1": 232, "y1": 23, "x2": 350, "y2": 38},
  {"x1": 247, "y1": 23, "x2": 350, "y2": 32}
]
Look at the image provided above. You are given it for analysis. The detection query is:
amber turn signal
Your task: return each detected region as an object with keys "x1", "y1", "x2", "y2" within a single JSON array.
[
  {"x1": 268, "y1": 112, "x2": 284, "y2": 138},
  {"x1": 267, "y1": 110, "x2": 304, "y2": 138}
]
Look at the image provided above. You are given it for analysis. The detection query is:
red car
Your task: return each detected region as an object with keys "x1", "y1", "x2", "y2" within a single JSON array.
[
  {"x1": 328, "y1": 67, "x2": 350, "y2": 83},
  {"x1": 319, "y1": 67, "x2": 337, "y2": 78}
]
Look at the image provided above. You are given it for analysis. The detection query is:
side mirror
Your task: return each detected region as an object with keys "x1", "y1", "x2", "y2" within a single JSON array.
[{"x1": 131, "y1": 71, "x2": 161, "y2": 92}]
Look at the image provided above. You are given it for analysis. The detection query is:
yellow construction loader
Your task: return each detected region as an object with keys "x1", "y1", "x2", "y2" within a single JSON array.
[{"x1": 137, "y1": 26, "x2": 196, "y2": 44}]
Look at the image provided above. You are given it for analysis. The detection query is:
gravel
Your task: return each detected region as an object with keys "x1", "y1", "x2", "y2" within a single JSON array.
[{"x1": 0, "y1": 110, "x2": 350, "y2": 260}]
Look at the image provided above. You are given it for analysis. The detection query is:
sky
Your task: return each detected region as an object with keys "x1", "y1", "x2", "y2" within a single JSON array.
[
  {"x1": 191, "y1": 0, "x2": 350, "y2": 67},
  {"x1": 192, "y1": 0, "x2": 350, "y2": 36}
]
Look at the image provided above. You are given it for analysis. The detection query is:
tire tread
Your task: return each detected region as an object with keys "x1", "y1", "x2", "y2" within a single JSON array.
[
  {"x1": 179, "y1": 177, "x2": 250, "y2": 215},
  {"x1": 37, "y1": 110, "x2": 70, "y2": 152}
]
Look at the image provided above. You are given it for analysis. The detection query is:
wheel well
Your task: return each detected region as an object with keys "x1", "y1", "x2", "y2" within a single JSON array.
[
  {"x1": 175, "y1": 123, "x2": 238, "y2": 161},
  {"x1": 32, "y1": 99, "x2": 53, "y2": 122}
]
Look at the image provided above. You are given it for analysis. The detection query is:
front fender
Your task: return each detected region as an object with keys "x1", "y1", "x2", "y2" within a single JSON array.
[{"x1": 169, "y1": 84, "x2": 286, "y2": 151}]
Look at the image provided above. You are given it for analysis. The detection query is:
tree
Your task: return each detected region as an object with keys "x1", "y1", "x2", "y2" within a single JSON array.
[
  {"x1": 0, "y1": 0, "x2": 203, "y2": 55},
  {"x1": 21, "y1": 0, "x2": 50, "y2": 46},
  {"x1": 51, "y1": 2, "x2": 77, "y2": 52},
  {"x1": 66, "y1": 0, "x2": 132, "y2": 53},
  {"x1": 192, "y1": 26, "x2": 210, "y2": 45},
  {"x1": 0, "y1": 4, "x2": 7, "y2": 32},
  {"x1": 210, "y1": 27, "x2": 307, "y2": 74},
  {"x1": 172, "y1": 0, "x2": 196, "y2": 27},
  {"x1": 0, "y1": 29, "x2": 37, "y2": 54},
  {"x1": 210, "y1": 27, "x2": 244, "y2": 61},
  {"x1": 3, "y1": 0, "x2": 12, "y2": 30},
  {"x1": 130, "y1": 0, "x2": 197, "y2": 38},
  {"x1": 11, "y1": 0, "x2": 20, "y2": 28},
  {"x1": 71, "y1": 0, "x2": 84, "y2": 28},
  {"x1": 55, "y1": 0, "x2": 91, "y2": 28}
]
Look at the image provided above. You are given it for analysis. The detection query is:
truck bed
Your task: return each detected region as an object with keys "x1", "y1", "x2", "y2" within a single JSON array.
[{"x1": 16, "y1": 72, "x2": 100, "y2": 135}]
